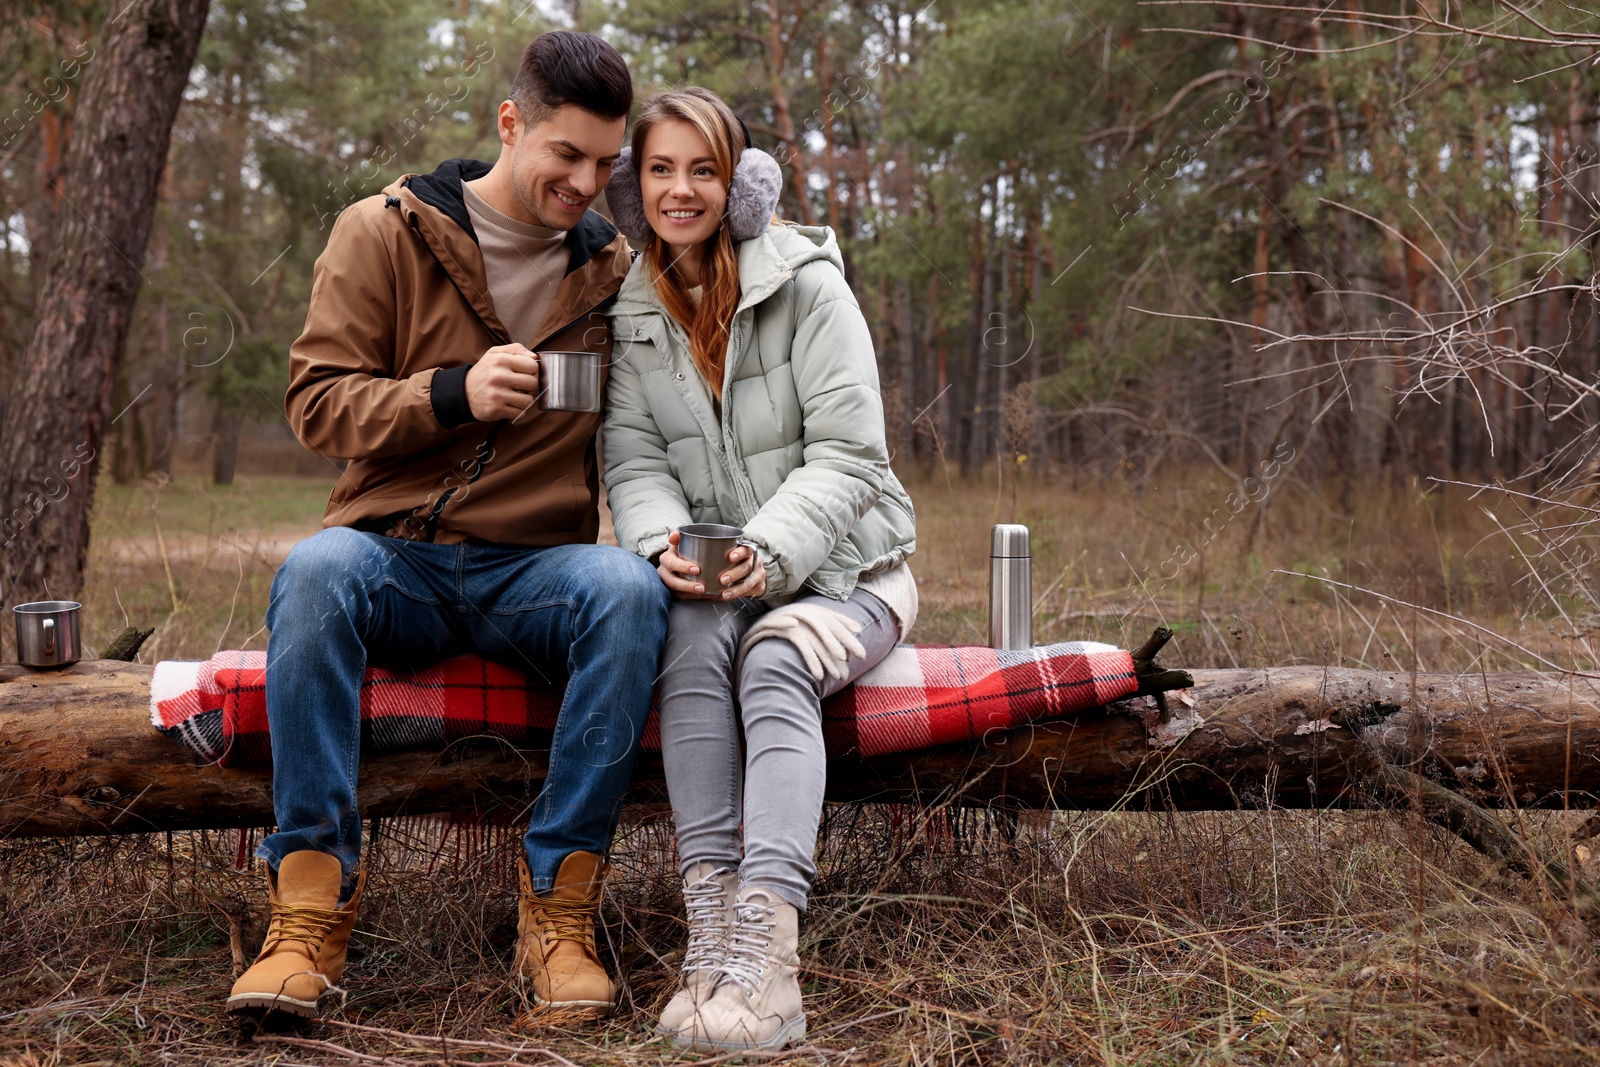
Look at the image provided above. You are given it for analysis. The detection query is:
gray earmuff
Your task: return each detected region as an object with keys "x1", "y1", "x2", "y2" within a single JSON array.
[{"x1": 605, "y1": 135, "x2": 783, "y2": 244}]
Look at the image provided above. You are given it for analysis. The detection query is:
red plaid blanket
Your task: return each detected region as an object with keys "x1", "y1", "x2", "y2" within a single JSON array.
[{"x1": 150, "y1": 642, "x2": 1138, "y2": 767}]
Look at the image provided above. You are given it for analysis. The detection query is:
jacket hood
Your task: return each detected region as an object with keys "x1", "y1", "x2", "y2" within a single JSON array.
[
  {"x1": 384, "y1": 157, "x2": 620, "y2": 276},
  {"x1": 774, "y1": 220, "x2": 845, "y2": 265},
  {"x1": 611, "y1": 222, "x2": 844, "y2": 321}
]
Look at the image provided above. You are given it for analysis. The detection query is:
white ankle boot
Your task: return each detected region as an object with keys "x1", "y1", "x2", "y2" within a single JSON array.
[
  {"x1": 672, "y1": 885, "x2": 806, "y2": 1052},
  {"x1": 656, "y1": 863, "x2": 738, "y2": 1036}
]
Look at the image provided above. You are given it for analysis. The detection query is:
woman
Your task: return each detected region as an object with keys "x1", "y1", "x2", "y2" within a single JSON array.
[{"x1": 601, "y1": 87, "x2": 917, "y2": 1053}]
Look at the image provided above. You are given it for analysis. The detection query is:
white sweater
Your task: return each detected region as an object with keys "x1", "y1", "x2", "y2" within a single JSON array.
[{"x1": 856, "y1": 561, "x2": 919, "y2": 642}]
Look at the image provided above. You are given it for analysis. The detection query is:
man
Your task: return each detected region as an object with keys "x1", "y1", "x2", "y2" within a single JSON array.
[{"x1": 224, "y1": 31, "x2": 667, "y2": 1023}]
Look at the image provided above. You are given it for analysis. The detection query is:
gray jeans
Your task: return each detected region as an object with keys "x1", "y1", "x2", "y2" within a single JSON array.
[{"x1": 658, "y1": 588, "x2": 899, "y2": 909}]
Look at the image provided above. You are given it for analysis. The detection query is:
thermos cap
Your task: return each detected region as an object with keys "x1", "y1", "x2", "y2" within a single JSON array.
[{"x1": 991, "y1": 523, "x2": 1030, "y2": 558}]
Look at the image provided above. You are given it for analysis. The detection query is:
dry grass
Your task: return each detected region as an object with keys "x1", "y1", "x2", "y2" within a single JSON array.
[
  {"x1": 4, "y1": 466, "x2": 1599, "y2": 1065},
  {"x1": 912, "y1": 468, "x2": 1585, "y2": 674}
]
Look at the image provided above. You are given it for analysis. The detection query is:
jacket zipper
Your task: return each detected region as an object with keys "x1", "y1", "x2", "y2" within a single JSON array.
[
  {"x1": 536, "y1": 300, "x2": 615, "y2": 352},
  {"x1": 659, "y1": 312, "x2": 762, "y2": 525},
  {"x1": 722, "y1": 317, "x2": 762, "y2": 521},
  {"x1": 403, "y1": 208, "x2": 509, "y2": 343}
]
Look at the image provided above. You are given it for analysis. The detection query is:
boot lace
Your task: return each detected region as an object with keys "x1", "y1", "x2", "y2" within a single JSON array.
[
  {"x1": 265, "y1": 901, "x2": 343, "y2": 953},
  {"x1": 681, "y1": 868, "x2": 734, "y2": 976},
  {"x1": 533, "y1": 894, "x2": 597, "y2": 947},
  {"x1": 714, "y1": 898, "x2": 776, "y2": 997}
]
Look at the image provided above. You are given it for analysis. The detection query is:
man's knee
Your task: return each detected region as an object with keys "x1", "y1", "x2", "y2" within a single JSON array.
[
  {"x1": 610, "y1": 545, "x2": 670, "y2": 609},
  {"x1": 270, "y1": 528, "x2": 391, "y2": 611},
  {"x1": 575, "y1": 545, "x2": 670, "y2": 621}
]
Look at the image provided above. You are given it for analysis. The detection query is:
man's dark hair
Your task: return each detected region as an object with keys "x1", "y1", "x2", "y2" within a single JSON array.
[{"x1": 510, "y1": 31, "x2": 633, "y2": 127}]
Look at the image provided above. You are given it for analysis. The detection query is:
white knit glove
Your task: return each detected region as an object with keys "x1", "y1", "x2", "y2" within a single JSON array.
[{"x1": 735, "y1": 602, "x2": 866, "y2": 683}]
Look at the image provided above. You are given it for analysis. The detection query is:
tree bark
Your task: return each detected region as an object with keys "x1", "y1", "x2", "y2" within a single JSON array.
[
  {"x1": 210, "y1": 402, "x2": 240, "y2": 485},
  {"x1": 0, "y1": 0, "x2": 211, "y2": 613},
  {"x1": 763, "y1": 0, "x2": 815, "y2": 225},
  {"x1": 24, "y1": 109, "x2": 70, "y2": 311},
  {"x1": 5, "y1": 661, "x2": 1600, "y2": 838}
]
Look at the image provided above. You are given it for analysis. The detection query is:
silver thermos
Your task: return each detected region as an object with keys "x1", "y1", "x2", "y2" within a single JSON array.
[{"x1": 989, "y1": 523, "x2": 1031, "y2": 649}]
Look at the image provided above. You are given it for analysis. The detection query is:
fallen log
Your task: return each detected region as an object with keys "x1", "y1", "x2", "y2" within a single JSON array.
[{"x1": 4, "y1": 660, "x2": 1600, "y2": 837}]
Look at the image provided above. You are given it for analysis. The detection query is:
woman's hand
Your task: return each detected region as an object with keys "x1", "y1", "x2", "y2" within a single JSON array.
[
  {"x1": 654, "y1": 532, "x2": 767, "y2": 600},
  {"x1": 716, "y1": 544, "x2": 767, "y2": 600},
  {"x1": 655, "y1": 531, "x2": 710, "y2": 599}
]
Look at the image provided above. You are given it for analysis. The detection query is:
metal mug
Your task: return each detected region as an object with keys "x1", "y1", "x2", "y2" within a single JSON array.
[
  {"x1": 676, "y1": 523, "x2": 753, "y2": 587},
  {"x1": 538, "y1": 350, "x2": 603, "y2": 412},
  {"x1": 13, "y1": 600, "x2": 83, "y2": 668}
]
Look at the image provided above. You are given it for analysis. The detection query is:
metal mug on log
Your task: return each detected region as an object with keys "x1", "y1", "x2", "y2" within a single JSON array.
[{"x1": 13, "y1": 600, "x2": 83, "y2": 668}]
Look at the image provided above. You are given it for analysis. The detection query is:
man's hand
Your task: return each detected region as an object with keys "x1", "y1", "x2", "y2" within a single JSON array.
[{"x1": 465, "y1": 344, "x2": 540, "y2": 422}]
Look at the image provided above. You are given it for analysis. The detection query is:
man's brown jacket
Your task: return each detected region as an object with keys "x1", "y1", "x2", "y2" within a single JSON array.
[{"x1": 285, "y1": 157, "x2": 631, "y2": 546}]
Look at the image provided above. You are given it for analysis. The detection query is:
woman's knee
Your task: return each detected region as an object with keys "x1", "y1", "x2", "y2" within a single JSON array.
[
  {"x1": 739, "y1": 635, "x2": 823, "y2": 700},
  {"x1": 737, "y1": 642, "x2": 826, "y2": 743},
  {"x1": 660, "y1": 599, "x2": 744, "y2": 679}
]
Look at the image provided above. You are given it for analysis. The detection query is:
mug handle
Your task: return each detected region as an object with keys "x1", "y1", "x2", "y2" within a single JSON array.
[
  {"x1": 41, "y1": 617, "x2": 55, "y2": 658},
  {"x1": 735, "y1": 538, "x2": 766, "y2": 569}
]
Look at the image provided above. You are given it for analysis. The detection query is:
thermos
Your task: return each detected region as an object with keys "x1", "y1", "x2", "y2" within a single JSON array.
[{"x1": 989, "y1": 524, "x2": 1031, "y2": 649}]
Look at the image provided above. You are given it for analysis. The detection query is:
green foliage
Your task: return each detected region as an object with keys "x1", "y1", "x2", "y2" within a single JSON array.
[
  {"x1": 163, "y1": 0, "x2": 475, "y2": 414},
  {"x1": 3, "y1": 0, "x2": 1592, "y2": 482}
]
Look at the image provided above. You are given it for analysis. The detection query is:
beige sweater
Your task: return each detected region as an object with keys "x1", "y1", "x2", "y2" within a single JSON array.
[{"x1": 462, "y1": 182, "x2": 569, "y2": 347}]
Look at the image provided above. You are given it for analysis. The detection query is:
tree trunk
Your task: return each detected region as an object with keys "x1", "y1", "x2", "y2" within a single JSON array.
[
  {"x1": 24, "y1": 109, "x2": 70, "y2": 311},
  {"x1": 148, "y1": 298, "x2": 176, "y2": 477},
  {"x1": 763, "y1": 1, "x2": 815, "y2": 226},
  {"x1": 210, "y1": 401, "x2": 240, "y2": 485},
  {"x1": 964, "y1": 207, "x2": 991, "y2": 472},
  {"x1": 5, "y1": 661, "x2": 1600, "y2": 837},
  {"x1": 0, "y1": 0, "x2": 211, "y2": 615}
]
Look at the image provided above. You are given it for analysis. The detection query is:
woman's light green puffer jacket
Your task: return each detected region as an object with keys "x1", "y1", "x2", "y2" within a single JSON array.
[{"x1": 602, "y1": 221, "x2": 916, "y2": 600}]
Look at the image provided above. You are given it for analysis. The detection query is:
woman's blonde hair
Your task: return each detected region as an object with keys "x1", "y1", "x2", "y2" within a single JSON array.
[{"x1": 630, "y1": 87, "x2": 746, "y2": 397}]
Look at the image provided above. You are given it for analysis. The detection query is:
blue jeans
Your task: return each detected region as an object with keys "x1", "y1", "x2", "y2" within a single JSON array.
[{"x1": 257, "y1": 526, "x2": 669, "y2": 892}]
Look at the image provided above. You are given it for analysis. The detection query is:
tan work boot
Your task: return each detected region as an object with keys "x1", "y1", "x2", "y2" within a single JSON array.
[
  {"x1": 225, "y1": 851, "x2": 365, "y2": 1020},
  {"x1": 514, "y1": 851, "x2": 617, "y2": 1014},
  {"x1": 656, "y1": 863, "x2": 738, "y2": 1037},
  {"x1": 674, "y1": 886, "x2": 805, "y2": 1052}
]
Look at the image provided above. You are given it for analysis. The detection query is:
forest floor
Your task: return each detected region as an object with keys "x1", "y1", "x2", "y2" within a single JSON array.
[{"x1": 4, "y1": 467, "x2": 1599, "y2": 1065}]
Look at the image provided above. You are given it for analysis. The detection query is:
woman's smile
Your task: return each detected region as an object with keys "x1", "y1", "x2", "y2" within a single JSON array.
[{"x1": 640, "y1": 118, "x2": 729, "y2": 263}]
